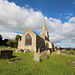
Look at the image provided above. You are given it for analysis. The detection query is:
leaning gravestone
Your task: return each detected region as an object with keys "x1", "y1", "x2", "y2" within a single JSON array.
[{"x1": 34, "y1": 52, "x2": 40, "y2": 62}]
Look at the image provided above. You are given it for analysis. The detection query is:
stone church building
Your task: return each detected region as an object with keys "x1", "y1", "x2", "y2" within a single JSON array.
[{"x1": 18, "y1": 18, "x2": 54, "y2": 52}]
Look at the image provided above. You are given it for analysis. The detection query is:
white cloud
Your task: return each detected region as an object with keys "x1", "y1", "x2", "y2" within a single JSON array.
[
  {"x1": 0, "y1": 0, "x2": 75, "y2": 48},
  {"x1": 0, "y1": 0, "x2": 43, "y2": 31},
  {"x1": 65, "y1": 16, "x2": 70, "y2": 19},
  {"x1": 69, "y1": 17, "x2": 75, "y2": 23},
  {"x1": 65, "y1": 13, "x2": 73, "y2": 19},
  {"x1": 0, "y1": 31, "x2": 22, "y2": 40},
  {"x1": 49, "y1": 17, "x2": 75, "y2": 47}
]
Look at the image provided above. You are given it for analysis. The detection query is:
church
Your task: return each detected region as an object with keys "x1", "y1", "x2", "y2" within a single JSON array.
[{"x1": 18, "y1": 18, "x2": 54, "y2": 52}]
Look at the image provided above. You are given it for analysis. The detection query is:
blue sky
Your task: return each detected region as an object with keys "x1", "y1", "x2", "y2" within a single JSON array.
[
  {"x1": 0, "y1": 0, "x2": 75, "y2": 48},
  {"x1": 8, "y1": 0, "x2": 75, "y2": 23}
]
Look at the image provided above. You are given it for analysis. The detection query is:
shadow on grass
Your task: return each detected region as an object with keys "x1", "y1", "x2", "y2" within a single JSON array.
[
  {"x1": 8, "y1": 58, "x2": 21, "y2": 62},
  {"x1": 8, "y1": 55, "x2": 22, "y2": 62},
  {"x1": 0, "y1": 55, "x2": 17, "y2": 59},
  {"x1": 11, "y1": 56, "x2": 17, "y2": 59},
  {"x1": 40, "y1": 55, "x2": 50, "y2": 62}
]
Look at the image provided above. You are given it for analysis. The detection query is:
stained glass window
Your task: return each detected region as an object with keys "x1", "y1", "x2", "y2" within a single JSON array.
[{"x1": 25, "y1": 34, "x2": 32, "y2": 45}]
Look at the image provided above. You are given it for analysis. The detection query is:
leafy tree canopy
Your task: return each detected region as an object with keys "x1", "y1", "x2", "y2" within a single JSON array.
[{"x1": 15, "y1": 34, "x2": 21, "y2": 47}]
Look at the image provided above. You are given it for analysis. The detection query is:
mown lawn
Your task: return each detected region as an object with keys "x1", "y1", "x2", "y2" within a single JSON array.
[
  {"x1": 0, "y1": 46, "x2": 16, "y2": 50},
  {"x1": 0, "y1": 49, "x2": 75, "y2": 75}
]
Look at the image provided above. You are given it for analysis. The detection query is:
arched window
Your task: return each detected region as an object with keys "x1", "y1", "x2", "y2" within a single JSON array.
[{"x1": 25, "y1": 34, "x2": 32, "y2": 45}]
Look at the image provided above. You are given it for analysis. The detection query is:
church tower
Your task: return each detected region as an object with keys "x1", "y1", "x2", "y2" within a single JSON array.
[{"x1": 40, "y1": 17, "x2": 49, "y2": 41}]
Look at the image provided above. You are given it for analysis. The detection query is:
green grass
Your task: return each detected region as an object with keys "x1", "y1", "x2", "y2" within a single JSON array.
[
  {"x1": 0, "y1": 47, "x2": 75, "y2": 75},
  {"x1": 0, "y1": 46, "x2": 16, "y2": 50}
]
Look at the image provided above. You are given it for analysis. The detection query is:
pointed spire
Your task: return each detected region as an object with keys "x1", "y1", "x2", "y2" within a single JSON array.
[
  {"x1": 28, "y1": 27, "x2": 30, "y2": 29},
  {"x1": 42, "y1": 17, "x2": 47, "y2": 32}
]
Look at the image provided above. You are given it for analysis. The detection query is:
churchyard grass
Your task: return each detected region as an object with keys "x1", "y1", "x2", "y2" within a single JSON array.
[
  {"x1": 0, "y1": 46, "x2": 16, "y2": 50},
  {"x1": 0, "y1": 48, "x2": 75, "y2": 75}
]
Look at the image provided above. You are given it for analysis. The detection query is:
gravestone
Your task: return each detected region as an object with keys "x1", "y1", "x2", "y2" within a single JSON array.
[
  {"x1": 42, "y1": 51, "x2": 48, "y2": 58},
  {"x1": 38, "y1": 48, "x2": 40, "y2": 53},
  {"x1": 24, "y1": 50, "x2": 26, "y2": 53},
  {"x1": 47, "y1": 50, "x2": 50, "y2": 55},
  {"x1": 0, "y1": 50, "x2": 13, "y2": 59},
  {"x1": 34, "y1": 52, "x2": 40, "y2": 62},
  {"x1": 57, "y1": 50, "x2": 60, "y2": 55},
  {"x1": 15, "y1": 49, "x2": 18, "y2": 53}
]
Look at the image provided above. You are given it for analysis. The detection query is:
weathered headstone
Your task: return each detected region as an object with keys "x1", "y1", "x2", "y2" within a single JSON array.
[
  {"x1": 38, "y1": 48, "x2": 40, "y2": 53},
  {"x1": 47, "y1": 50, "x2": 50, "y2": 55},
  {"x1": 0, "y1": 50, "x2": 13, "y2": 59},
  {"x1": 15, "y1": 49, "x2": 18, "y2": 53},
  {"x1": 23, "y1": 50, "x2": 25, "y2": 53},
  {"x1": 54, "y1": 48, "x2": 56, "y2": 51},
  {"x1": 42, "y1": 51, "x2": 48, "y2": 58},
  {"x1": 57, "y1": 50, "x2": 60, "y2": 55},
  {"x1": 34, "y1": 52, "x2": 40, "y2": 62}
]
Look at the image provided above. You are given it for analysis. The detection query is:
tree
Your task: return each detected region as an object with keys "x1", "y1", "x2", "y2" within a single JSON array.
[
  {"x1": 6, "y1": 39, "x2": 15, "y2": 47},
  {"x1": 0, "y1": 35, "x2": 2, "y2": 40},
  {"x1": 59, "y1": 47, "x2": 62, "y2": 50},
  {"x1": 15, "y1": 35, "x2": 21, "y2": 48},
  {"x1": 55, "y1": 46, "x2": 59, "y2": 50},
  {"x1": 0, "y1": 35, "x2": 3, "y2": 46},
  {"x1": 3, "y1": 39, "x2": 8, "y2": 46}
]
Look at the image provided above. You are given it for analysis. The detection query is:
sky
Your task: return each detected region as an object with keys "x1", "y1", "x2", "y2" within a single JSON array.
[{"x1": 0, "y1": 0, "x2": 75, "y2": 48}]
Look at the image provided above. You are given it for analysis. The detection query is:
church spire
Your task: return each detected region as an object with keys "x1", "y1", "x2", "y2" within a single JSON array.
[
  {"x1": 40, "y1": 17, "x2": 49, "y2": 40},
  {"x1": 42, "y1": 17, "x2": 47, "y2": 32}
]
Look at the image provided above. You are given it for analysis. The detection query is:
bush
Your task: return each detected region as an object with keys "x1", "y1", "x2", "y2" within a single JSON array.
[{"x1": 70, "y1": 50, "x2": 74, "y2": 55}]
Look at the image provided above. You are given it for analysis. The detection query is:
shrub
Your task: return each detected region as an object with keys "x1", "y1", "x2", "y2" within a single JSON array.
[{"x1": 69, "y1": 50, "x2": 74, "y2": 55}]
